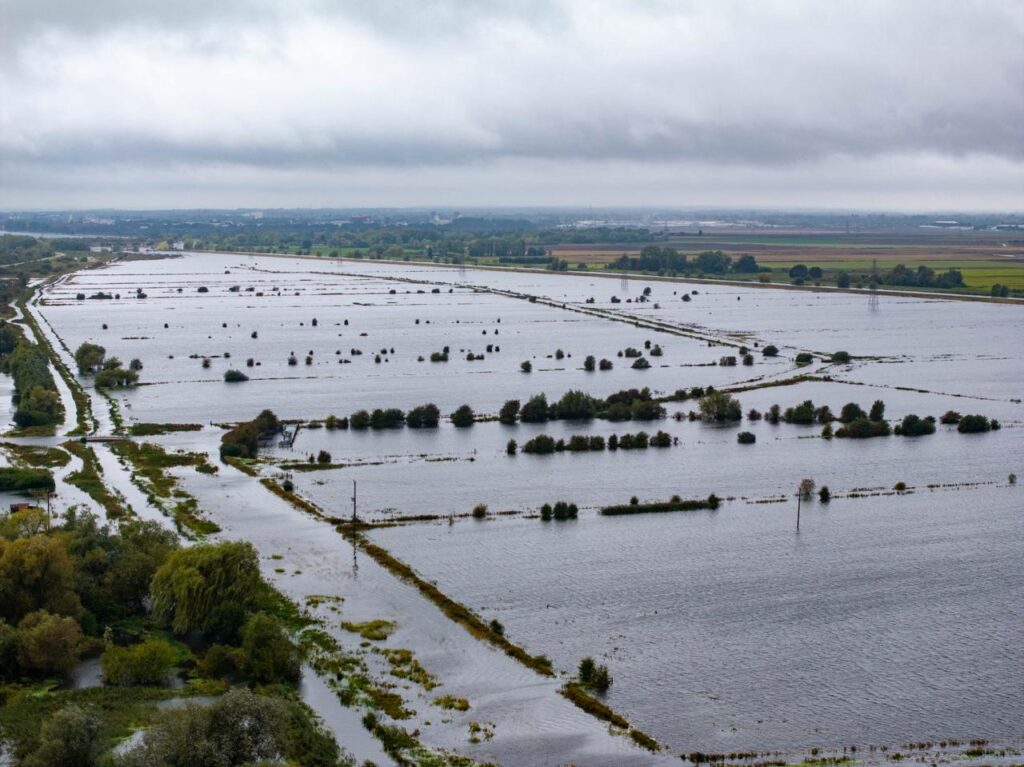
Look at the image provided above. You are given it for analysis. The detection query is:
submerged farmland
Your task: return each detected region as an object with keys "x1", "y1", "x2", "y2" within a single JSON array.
[{"x1": 18, "y1": 252, "x2": 1024, "y2": 766}]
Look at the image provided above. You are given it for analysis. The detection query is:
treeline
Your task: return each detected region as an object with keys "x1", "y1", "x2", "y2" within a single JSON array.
[
  {"x1": 611, "y1": 247, "x2": 760, "y2": 275},
  {"x1": 517, "y1": 429, "x2": 673, "y2": 455},
  {"x1": 500, "y1": 388, "x2": 666, "y2": 424},
  {"x1": 754, "y1": 399, "x2": 1001, "y2": 439},
  {"x1": 0, "y1": 511, "x2": 340, "y2": 765},
  {"x1": 0, "y1": 322, "x2": 63, "y2": 428},
  {"x1": 186, "y1": 224, "x2": 657, "y2": 259},
  {"x1": 878, "y1": 264, "x2": 964, "y2": 289}
]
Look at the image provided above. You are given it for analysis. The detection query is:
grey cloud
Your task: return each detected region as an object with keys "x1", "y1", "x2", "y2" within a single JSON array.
[{"x1": 0, "y1": 0, "x2": 1021, "y2": 209}]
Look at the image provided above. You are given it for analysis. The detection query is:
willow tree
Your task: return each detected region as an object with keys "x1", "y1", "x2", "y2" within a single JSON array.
[{"x1": 150, "y1": 541, "x2": 262, "y2": 633}]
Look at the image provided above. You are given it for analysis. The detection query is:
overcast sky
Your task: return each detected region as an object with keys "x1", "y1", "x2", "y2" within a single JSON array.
[{"x1": 1, "y1": 0, "x2": 1021, "y2": 211}]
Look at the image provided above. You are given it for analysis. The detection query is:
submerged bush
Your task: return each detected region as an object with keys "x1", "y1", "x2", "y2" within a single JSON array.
[
  {"x1": 499, "y1": 399, "x2": 520, "y2": 425},
  {"x1": 957, "y1": 414, "x2": 995, "y2": 433},
  {"x1": 370, "y1": 408, "x2": 405, "y2": 429},
  {"x1": 522, "y1": 434, "x2": 557, "y2": 455},
  {"x1": 737, "y1": 431, "x2": 756, "y2": 444},
  {"x1": 223, "y1": 369, "x2": 249, "y2": 383},
  {"x1": 450, "y1": 404, "x2": 475, "y2": 427},
  {"x1": 406, "y1": 403, "x2": 440, "y2": 428},
  {"x1": 894, "y1": 414, "x2": 936, "y2": 437},
  {"x1": 835, "y1": 418, "x2": 891, "y2": 439}
]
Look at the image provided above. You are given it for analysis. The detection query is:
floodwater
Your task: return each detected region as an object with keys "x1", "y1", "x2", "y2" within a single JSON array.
[
  {"x1": 373, "y1": 485, "x2": 1023, "y2": 753},
  {"x1": 26, "y1": 252, "x2": 1024, "y2": 764}
]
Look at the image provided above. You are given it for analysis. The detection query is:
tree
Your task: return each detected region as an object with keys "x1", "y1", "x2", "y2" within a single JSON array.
[
  {"x1": 406, "y1": 403, "x2": 439, "y2": 428},
  {"x1": 869, "y1": 400, "x2": 886, "y2": 421},
  {"x1": 957, "y1": 414, "x2": 993, "y2": 433},
  {"x1": 839, "y1": 402, "x2": 866, "y2": 423},
  {"x1": 583, "y1": 355, "x2": 596, "y2": 372},
  {"x1": 553, "y1": 390, "x2": 597, "y2": 420},
  {"x1": 734, "y1": 254, "x2": 759, "y2": 273},
  {"x1": 0, "y1": 535, "x2": 80, "y2": 621},
  {"x1": 737, "y1": 431, "x2": 756, "y2": 444},
  {"x1": 520, "y1": 360, "x2": 532, "y2": 373},
  {"x1": 17, "y1": 610, "x2": 82, "y2": 676},
  {"x1": 798, "y1": 478, "x2": 816, "y2": 501},
  {"x1": 74, "y1": 342, "x2": 106, "y2": 374},
  {"x1": 762, "y1": 344, "x2": 779, "y2": 357},
  {"x1": 150, "y1": 542, "x2": 262, "y2": 634},
  {"x1": 894, "y1": 414, "x2": 936, "y2": 437},
  {"x1": 699, "y1": 391, "x2": 742, "y2": 422},
  {"x1": 519, "y1": 393, "x2": 550, "y2": 423},
  {"x1": 499, "y1": 399, "x2": 520, "y2": 425},
  {"x1": 23, "y1": 704, "x2": 102, "y2": 767},
  {"x1": 450, "y1": 404, "x2": 475, "y2": 427},
  {"x1": 836, "y1": 271, "x2": 851, "y2": 288},
  {"x1": 788, "y1": 264, "x2": 808, "y2": 280},
  {"x1": 240, "y1": 613, "x2": 300, "y2": 684},
  {"x1": 223, "y1": 369, "x2": 249, "y2": 383}
]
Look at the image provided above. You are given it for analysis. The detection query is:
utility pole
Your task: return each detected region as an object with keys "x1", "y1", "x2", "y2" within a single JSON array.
[
  {"x1": 351, "y1": 480, "x2": 357, "y2": 524},
  {"x1": 796, "y1": 491, "x2": 801, "y2": 531}
]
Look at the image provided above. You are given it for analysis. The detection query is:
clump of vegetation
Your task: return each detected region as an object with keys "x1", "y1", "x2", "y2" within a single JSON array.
[
  {"x1": 3, "y1": 332, "x2": 63, "y2": 428},
  {"x1": 0, "y1": 467, "x2": 55, "y2": 493},
  {"x1": 699, "y1": 391, "x2": 742, "y2": 422},
  {"x1": 220, "y1": 409, "x2": 280, "y2": 459},
  {"x1": 341, "y1": 619, "x2": 396, "y2": 641},
  {"x1": 499, "y1": 399, "x2": 520, "y2": 425},
  {"x1": 578, "y1": 656, "x2": 612, "y2": 693},
  {"x1": 369, "y1": 408, "x2": 406, "y2": 429},
  {"x1": 74, "y1": 341, "x2": 139, "y2": 390},
  {"x1": 737, "y1": 431, "x2": 756, "y2": 444},
  {"x1": 894, "y1": 414, "x2": 936, "y2": 436},
  {"x1": 406, "y1": 403, "x2": 440, "y2": 428},
  {"x1": 835, "y1": 419, "x2": 891, "y2": 438},
  {"x1": 539, "y1": 501, "x2": 578, "y2": 521},
  {"x1": 100, "y1": 638, "x2": 176, "y2": 686},
  {"x1": 223, "y1": 369, "x2": 249, "y2": 382},
  {"x1": 601, "y1": 494, "x2": 720, "y2": 515},
  {"x1": 450, "y1": 404, "x2": 475, "y2": 427},
  {"x1": 762, "y1": 344, "x2": 779, "y2": 357},
  {"x1": 957, "y1": 414, "x2": 998, "y2": 433},
  {"x1": 434, "y1": 694, "x2": 471, "y2": 711}
]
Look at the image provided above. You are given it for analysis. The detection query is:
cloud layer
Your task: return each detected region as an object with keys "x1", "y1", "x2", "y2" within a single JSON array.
[{"x1": 1, "y1": 0, "x2": 1022, "y2": 210}]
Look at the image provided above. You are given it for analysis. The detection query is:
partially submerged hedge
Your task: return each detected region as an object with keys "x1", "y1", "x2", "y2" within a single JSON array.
[{"x1": 600, "y1": 494, "x2": 720, "y2": 516}]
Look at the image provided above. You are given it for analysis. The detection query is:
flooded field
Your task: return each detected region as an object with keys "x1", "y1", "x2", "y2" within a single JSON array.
[{"x1": 26, "y1": 252, "x2": 1024, "y2": 764}]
